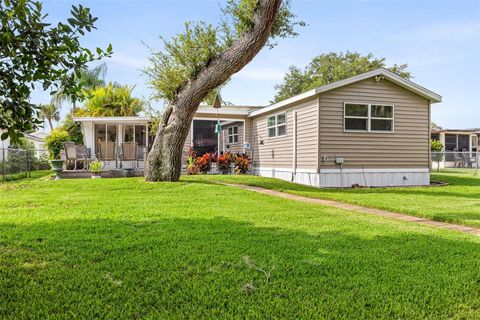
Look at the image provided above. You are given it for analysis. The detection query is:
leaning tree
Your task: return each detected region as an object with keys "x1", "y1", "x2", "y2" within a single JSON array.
[{"x1": 144, "y1": 0, "x2": 303, "y2": 181}]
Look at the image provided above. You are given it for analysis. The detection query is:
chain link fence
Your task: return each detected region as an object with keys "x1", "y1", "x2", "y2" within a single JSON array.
[
  {"x1": 431, "y1": 151, "x2": 478, "y2": 173},
  {"x1": 0, "y1": 148, "x2": 50, "y2": 182}
]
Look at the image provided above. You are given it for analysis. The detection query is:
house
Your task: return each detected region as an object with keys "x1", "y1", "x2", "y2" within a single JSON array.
[
  {"x1": 72, "y1": 116, "x2": 151, "y2": 169},
  {"x1": 0, "y1": 130, "x2": 48, "y2": 160},
  {"x1": 431, "y1": 128, "x2": 479, "y2": 168},
  {"x1": 185, "y1": 68, "x2": 442, "y2": 187},
  {"x1": 73, "y1": 68, "x2": 441, "y2": 187}
]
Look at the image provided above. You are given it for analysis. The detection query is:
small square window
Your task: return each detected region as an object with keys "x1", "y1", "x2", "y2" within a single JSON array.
[
  {"x1": 268, "y1": 127, "x2": 276, "y2": 138},
  {"x1": 267, "y1": 112, "x2": 287, "y2": 137}
]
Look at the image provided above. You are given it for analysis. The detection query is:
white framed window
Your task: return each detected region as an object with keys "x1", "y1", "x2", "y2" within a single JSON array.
[
  {"x1": 228, "y1": 126, "x2": 238, "y2": 143},
  {"x1": 344, "y1": 103, "x2": 394, "y2": 132},
  {"x1": 267, "y1": 112, "x2": 286, "y2": 137}
]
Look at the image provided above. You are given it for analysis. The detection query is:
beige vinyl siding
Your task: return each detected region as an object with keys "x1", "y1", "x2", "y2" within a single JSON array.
[
  {"x1": 318, "y1": 77, "x2": 430, "y2": 169},
  {"x1": 295, "y1": 102, "x2": 319, "y2": 170},
  {"x1": 251, "y1": 98, "x2": 318, "y2": 170},
  {"x1": 219, "y1": 122, "x2": 244, "y2": 154}
]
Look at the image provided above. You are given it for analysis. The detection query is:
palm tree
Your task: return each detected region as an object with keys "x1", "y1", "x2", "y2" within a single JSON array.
[
  {"x1": 38, "y1": 103, "x2": 60, "y2": 130},
  {"x1": 52, "y1": 62, "x2": 108, "y2": 112},
  {"x1": 74, "y1": 83, "x2": 144, "y2": 117}
]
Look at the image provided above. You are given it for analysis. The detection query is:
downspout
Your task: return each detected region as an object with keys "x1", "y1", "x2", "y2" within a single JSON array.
[{"x1": 292, "y1": 110, "x2": 297, "y2": 182}]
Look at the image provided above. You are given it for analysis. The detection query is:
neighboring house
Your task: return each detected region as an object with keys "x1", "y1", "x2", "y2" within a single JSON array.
[
  {"x1": 72, "y1": 68, "x2": 442, "y2": 187},
  {"x1": 0, "y1": 130, "x2": 48, "y2": 160},
  {"x1": 186, "y1": 68, "x2": 442, "y2": 187},
  {"x1": 431, "y1": 128, "x2": 479, "y2": 167}
]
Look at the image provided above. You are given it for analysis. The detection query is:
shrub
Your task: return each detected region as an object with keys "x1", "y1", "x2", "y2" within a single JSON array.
[
  {"x1": 431, "y1": 139, "x2": 444, "y2": 151},
  {"x1": 217, "y1": 152, "x2": 234, "y2": 174},
  {"x1": 33, "y1": 154, "x2": 51, "y2": 170},
  {"x1": 61, "y1": 115, "x2": 84, "y2": 145},
  {"x1": 431, "y1": 139, "x2": 445, "y2": 172},
  {"x1": 44, "y1": 129, "x2": 70, "y2": 159},
  {"x1": 195, "y1": 153, "x2": 212, "y2": 174},
  {"x1": 90, "y1": 160, "x2": 103, "y2": 174},
  {"x1": 187, "y1": 156, "x2": 199, "y2": 175},
  {"x1": 234, "y1": 154, "x2": 250, "y2": 174}
]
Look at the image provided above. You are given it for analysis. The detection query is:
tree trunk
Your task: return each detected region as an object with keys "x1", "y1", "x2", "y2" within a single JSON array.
[
  {"x1": 48, "y1": 118, "x2": 53, "y2": 131},
  {"x1": 146, "y1": 0, "x2": 282, "y2": 182}
]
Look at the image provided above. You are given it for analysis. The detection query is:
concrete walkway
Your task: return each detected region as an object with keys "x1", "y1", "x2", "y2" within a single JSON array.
[{"x1": 225, "y1": 183, "x2": 480, "y2": 237}]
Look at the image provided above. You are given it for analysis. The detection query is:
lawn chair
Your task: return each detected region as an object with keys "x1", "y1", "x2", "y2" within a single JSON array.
[
  {"x1": 98, "y1": 141, "x2": 117, "y2": 169},
  {"x1": 461, "y1": 149, "x2": 473, "y2": 168},
  {"x1": 453, "y1": 149, "x2": 464, "y2": 168},
  {"x1": 120, "y1": 142, "x2": 138, "y2": 169},
  {"x1": 75, "y1": 145, "x2": 93, "y2": 170},
  {"x1": 64, "y1": 141, "x2": 86, "y2": 170}
]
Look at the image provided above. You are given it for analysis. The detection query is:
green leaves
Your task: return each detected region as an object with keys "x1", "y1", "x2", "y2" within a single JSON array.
[
  {"x1": 144, "y1": 0, "x2": 303, "y2": 103},
  {"x1": 0, "y1": 0, "x2": 112, "y2": 142},
  {"x1": 273, "y1": 52, "x2": 412, "y2": 102}
]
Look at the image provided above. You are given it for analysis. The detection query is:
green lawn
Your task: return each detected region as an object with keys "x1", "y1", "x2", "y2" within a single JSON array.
[
  {"x1": 0, "y1": 170, "x2": 51, "y2": 182},
  {"x1": 195, "y1": 169, "x2": 480, "y2": 228},
  {"x1": 0, "y1": 175, "x2": 479, "y2": 319}
]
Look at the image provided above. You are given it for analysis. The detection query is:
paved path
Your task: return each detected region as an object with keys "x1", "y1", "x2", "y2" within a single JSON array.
[{"x1": 225, "y1": 183, "x2": 480, "y2": 237}]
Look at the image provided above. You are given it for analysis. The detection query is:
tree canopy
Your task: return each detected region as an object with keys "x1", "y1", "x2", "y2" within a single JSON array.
[
  {"x1": 74, "y1": 83, "x2": 144, "y2": 117},
  {"x1": 0, "y1": 0, "x2": 112, "y2": 142},
  {"x1": 144, "y1": 0, "x2": 303, "y2": 103},
  {"x1": 273, "y1": 52, "x2": 411, "y2": 102}
]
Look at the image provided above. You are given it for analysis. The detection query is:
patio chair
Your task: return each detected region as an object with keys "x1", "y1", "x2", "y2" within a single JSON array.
[
  {"x1": 76, "y1": 145, "x2": 93, "y2": 170},
  {"x1": 461, "y1": 149, "x2": 473, "y2": 168},
  {"x1": 453, "y1": 149, "x2": 464, "y2": 168},
  {"x1": 120, "y1": 142, "x2": 138, "y2": 169},
  {"x1": 98, "y1": 141, "x2": 117, "y2": 169},
  {"x1": 64, "y1": 141, "x2": 88, "y2": 170}
]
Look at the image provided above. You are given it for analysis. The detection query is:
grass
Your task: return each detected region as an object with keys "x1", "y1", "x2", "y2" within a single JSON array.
[
  {"x1": 0, "y1": 170, "x2": 51, "y2": 182},
  {"x1": 194, "y1": 169, "x2": 480, "y2": 228},
  {"x1": 0, "y1": 174, "x2": 479, "y2": 319}
]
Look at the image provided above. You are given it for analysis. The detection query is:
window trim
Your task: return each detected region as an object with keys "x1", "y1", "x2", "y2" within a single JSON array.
[
  {"x1": 343, "y1": 102, "x2": 395, "y2": 133},
  {"x1": 227, "y1": 126, "x2": 239, "y2": 144},
  {"x1": 267, "y1": 112, "x2": 287, "y2": 138}
]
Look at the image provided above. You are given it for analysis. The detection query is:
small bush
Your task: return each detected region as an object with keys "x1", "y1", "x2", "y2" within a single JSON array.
[
  {"x1": 196, "y1": 153, "x2": 212, "y2": 174},
  {"x1": 234, "y1": 154, "x2": 250, "y2": 174},
  {"x1": 45, "y1": 129, "x2": 70, "y2": 159},
  {"x1": 217, "y1": 152, "x2": 234, "y2": 174}
]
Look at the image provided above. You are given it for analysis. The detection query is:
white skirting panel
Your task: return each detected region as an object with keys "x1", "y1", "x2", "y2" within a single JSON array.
[{"x1": 253, "y1": 167, "x2": 430, "y2": 188}]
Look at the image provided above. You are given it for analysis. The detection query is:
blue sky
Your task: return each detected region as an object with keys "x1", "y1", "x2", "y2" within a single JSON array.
[{"x1": 33, "y1": 0, "x2": 480, "y2": 129}]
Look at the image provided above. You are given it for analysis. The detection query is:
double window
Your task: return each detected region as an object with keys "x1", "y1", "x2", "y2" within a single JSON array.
[
  {"x1": 267, "y1": 112, "x2": 286, "y2": 137},
  {"x1": 228, "y1": 126, "x2": 238, "y2": 144},
  {"x1": 344, "y1": 103, "x2": 394, "y2": 132}
]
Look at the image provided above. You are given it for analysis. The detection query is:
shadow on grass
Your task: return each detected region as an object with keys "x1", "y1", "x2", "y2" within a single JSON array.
[{"x1": 0, "y1": 217, "x2": 479, "y2": 319}]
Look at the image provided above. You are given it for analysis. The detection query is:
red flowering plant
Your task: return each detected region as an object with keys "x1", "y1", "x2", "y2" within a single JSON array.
[
  {"x1": 217, "y1": 152, "x2": 233, "y2": 174},
  {"x1": 195, "y1": 153, "x2": 212, "y2": 174},
  {"x1": 234, "y1": 154, "x2": 251, "y2": 174}
]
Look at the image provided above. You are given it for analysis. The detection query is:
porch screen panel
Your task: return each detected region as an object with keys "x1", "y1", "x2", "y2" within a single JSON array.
[
  {"x1": 107, "y1": 125, "x2": 117, "y2": 144},
  {"x1": 445, "y1": 134, "x2": 457, "y2": 151},
  {"x1": 135, "y1": 125, "x2": 147, "y2": 148},
  {"x1": 94, "y1": 124, "x2": 106, "y2": 154},
  {"x1": 458, "y1": 135, "x2": 469, "y2": 151},
  {"x1": 124, "y1": 125, "x2": 134, "y2": 142},
  {"x1": 135, "y1": 125, "x2": 147, "y2": 160}
]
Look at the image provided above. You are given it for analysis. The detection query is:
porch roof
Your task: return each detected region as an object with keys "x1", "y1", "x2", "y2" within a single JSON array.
[{"x1": 72, "y1": 116, "x2": 151, "y2": 124}]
